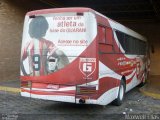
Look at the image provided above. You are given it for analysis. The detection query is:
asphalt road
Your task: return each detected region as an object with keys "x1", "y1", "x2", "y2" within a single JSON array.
[{"x1": 0, "y1": 87, "x2": 160, "y2": 120}]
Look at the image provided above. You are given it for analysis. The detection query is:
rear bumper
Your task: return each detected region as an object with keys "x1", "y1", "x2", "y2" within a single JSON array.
[
  {"x1": 20, "y1": 81, "x2": 105, "y2": 105},
  {"x1": 21, "y1": 86, "x2": 119, "y2": 105},
  {"x1": 21, "y1": 91, "x2": 76, "y2": 103},
  {"x1": 21, "y1": 86, "x2": 98, "y2": 104},
  {"x1": 21, "y1": 91, "x2": 98, "y2": 104}
]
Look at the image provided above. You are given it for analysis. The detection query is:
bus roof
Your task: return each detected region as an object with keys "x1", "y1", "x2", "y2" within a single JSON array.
[
  {"x1": 26, "y1": 7, "x2": 93, "y2": 16},
  {"x1": 26, "y1": 7, "x2": 147, "y2": 42}
]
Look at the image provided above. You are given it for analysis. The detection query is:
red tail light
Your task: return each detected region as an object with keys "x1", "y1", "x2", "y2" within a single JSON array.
[
  {"x1": 77, "y1": 86, "x2": 96, "y2": 95},
  {"x1": 21, "y1": 81, "x2": 31, "y2": 88}
]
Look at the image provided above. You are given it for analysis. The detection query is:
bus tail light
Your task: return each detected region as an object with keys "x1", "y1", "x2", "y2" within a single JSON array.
[
  {"x1": 21, "y1": 81, "x2": 32, "y2": 88},
  {"x1": 77, "y1": 86, "x2": 97, "y2": 95}
]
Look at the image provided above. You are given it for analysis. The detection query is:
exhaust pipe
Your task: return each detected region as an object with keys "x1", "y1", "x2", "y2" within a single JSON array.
[{"x1": 79, "y1": 98, "x2": 85, "y2": 104}]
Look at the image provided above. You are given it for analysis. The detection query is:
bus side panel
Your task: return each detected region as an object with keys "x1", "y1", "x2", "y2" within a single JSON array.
[{"x1": 95, "y1": 14, "x2": 147, "y2": 105}]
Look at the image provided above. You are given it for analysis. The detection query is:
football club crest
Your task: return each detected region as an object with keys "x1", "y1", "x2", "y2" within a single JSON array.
[{"x1": 79, "y1": 58, "x2": 96, "y2": 77}]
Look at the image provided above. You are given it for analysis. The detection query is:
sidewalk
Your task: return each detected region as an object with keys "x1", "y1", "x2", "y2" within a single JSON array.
[
  {"x1": 0, "y1": 80, "x2": 20, "y2": 93},
  {"x1": 140, "y1": 75, "x2": 160, "y2": 99}
]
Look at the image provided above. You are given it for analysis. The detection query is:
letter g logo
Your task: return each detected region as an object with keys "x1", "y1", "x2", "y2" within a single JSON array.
[{"x1": 83, "y1": 63, "x2": 92, "y2": 72}]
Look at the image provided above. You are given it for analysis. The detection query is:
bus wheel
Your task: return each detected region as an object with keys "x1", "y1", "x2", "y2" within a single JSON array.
[{"x1": 113, "y1": 80, "x2": 125, "y2": 106}]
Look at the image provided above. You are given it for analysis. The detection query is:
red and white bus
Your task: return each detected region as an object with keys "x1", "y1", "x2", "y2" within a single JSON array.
[{"x1": 20, "y1": 7, "x2": 150, "y2": 105}]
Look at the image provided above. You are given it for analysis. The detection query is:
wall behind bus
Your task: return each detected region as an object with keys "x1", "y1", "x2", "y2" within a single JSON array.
[
  {"x1": 125, "y1": 22, "x2": 160, "y2": 75},
  {"x1": 0, "y1": 0, "x2": 25, "y2": 81},
  {"x1": 0, "y1": 0, "x2": 160, "y2": 82},
  {"x1": 0, "y1": 0, "x2": 49, "y2": 81}
]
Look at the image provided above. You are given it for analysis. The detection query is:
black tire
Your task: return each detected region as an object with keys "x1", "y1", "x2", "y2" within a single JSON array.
[{"x1": 112, "y1": 80, "x2": 125, "y2": 106}]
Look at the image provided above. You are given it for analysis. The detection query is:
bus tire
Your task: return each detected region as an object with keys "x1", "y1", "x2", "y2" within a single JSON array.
[{"x1": 113, "y1": 80, "x2": 125, "y2": 106}]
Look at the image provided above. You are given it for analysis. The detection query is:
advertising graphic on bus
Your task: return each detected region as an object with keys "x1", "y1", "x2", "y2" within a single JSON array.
[{"x1": 20, "y1": 8, "x2": 150, "y2": 105}]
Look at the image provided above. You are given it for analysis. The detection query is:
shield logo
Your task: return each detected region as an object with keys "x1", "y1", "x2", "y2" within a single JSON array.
[{"x1": 79, "y1": 58, "x2": 96, "y2": 77}]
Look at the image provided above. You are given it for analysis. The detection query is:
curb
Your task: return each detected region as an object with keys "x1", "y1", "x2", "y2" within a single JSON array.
[
  {"x1": 139, "y1": 87, "x2": 160, "y2": 100},
  {"x1": 0, "y1": 86, "x2": 20, "y2": 94}
]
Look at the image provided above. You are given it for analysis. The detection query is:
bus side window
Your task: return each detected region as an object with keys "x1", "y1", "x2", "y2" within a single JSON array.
[
  {"x1": 98, "y1": 25, "x2": 114, "y2": 53},
  {"x1": 115, "y1": 31, "x2": 125, "y2": 53},
  {"x1": 106, "y1": 27, "x2": 113, "y2": 44},
  {"x1": 125, "y1": 35, "x2": 131, "y2": 54},
  {"x1": 98, "y1": 26, "x2": 106, "y2": 43},
  {"x1": 105, "y1": 27, "x2": 114, "y2": 53}
]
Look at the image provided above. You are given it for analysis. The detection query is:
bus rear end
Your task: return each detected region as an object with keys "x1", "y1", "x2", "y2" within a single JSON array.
[{"x1": 20, "y1": 8, "x2": 99, "y2": 104}]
